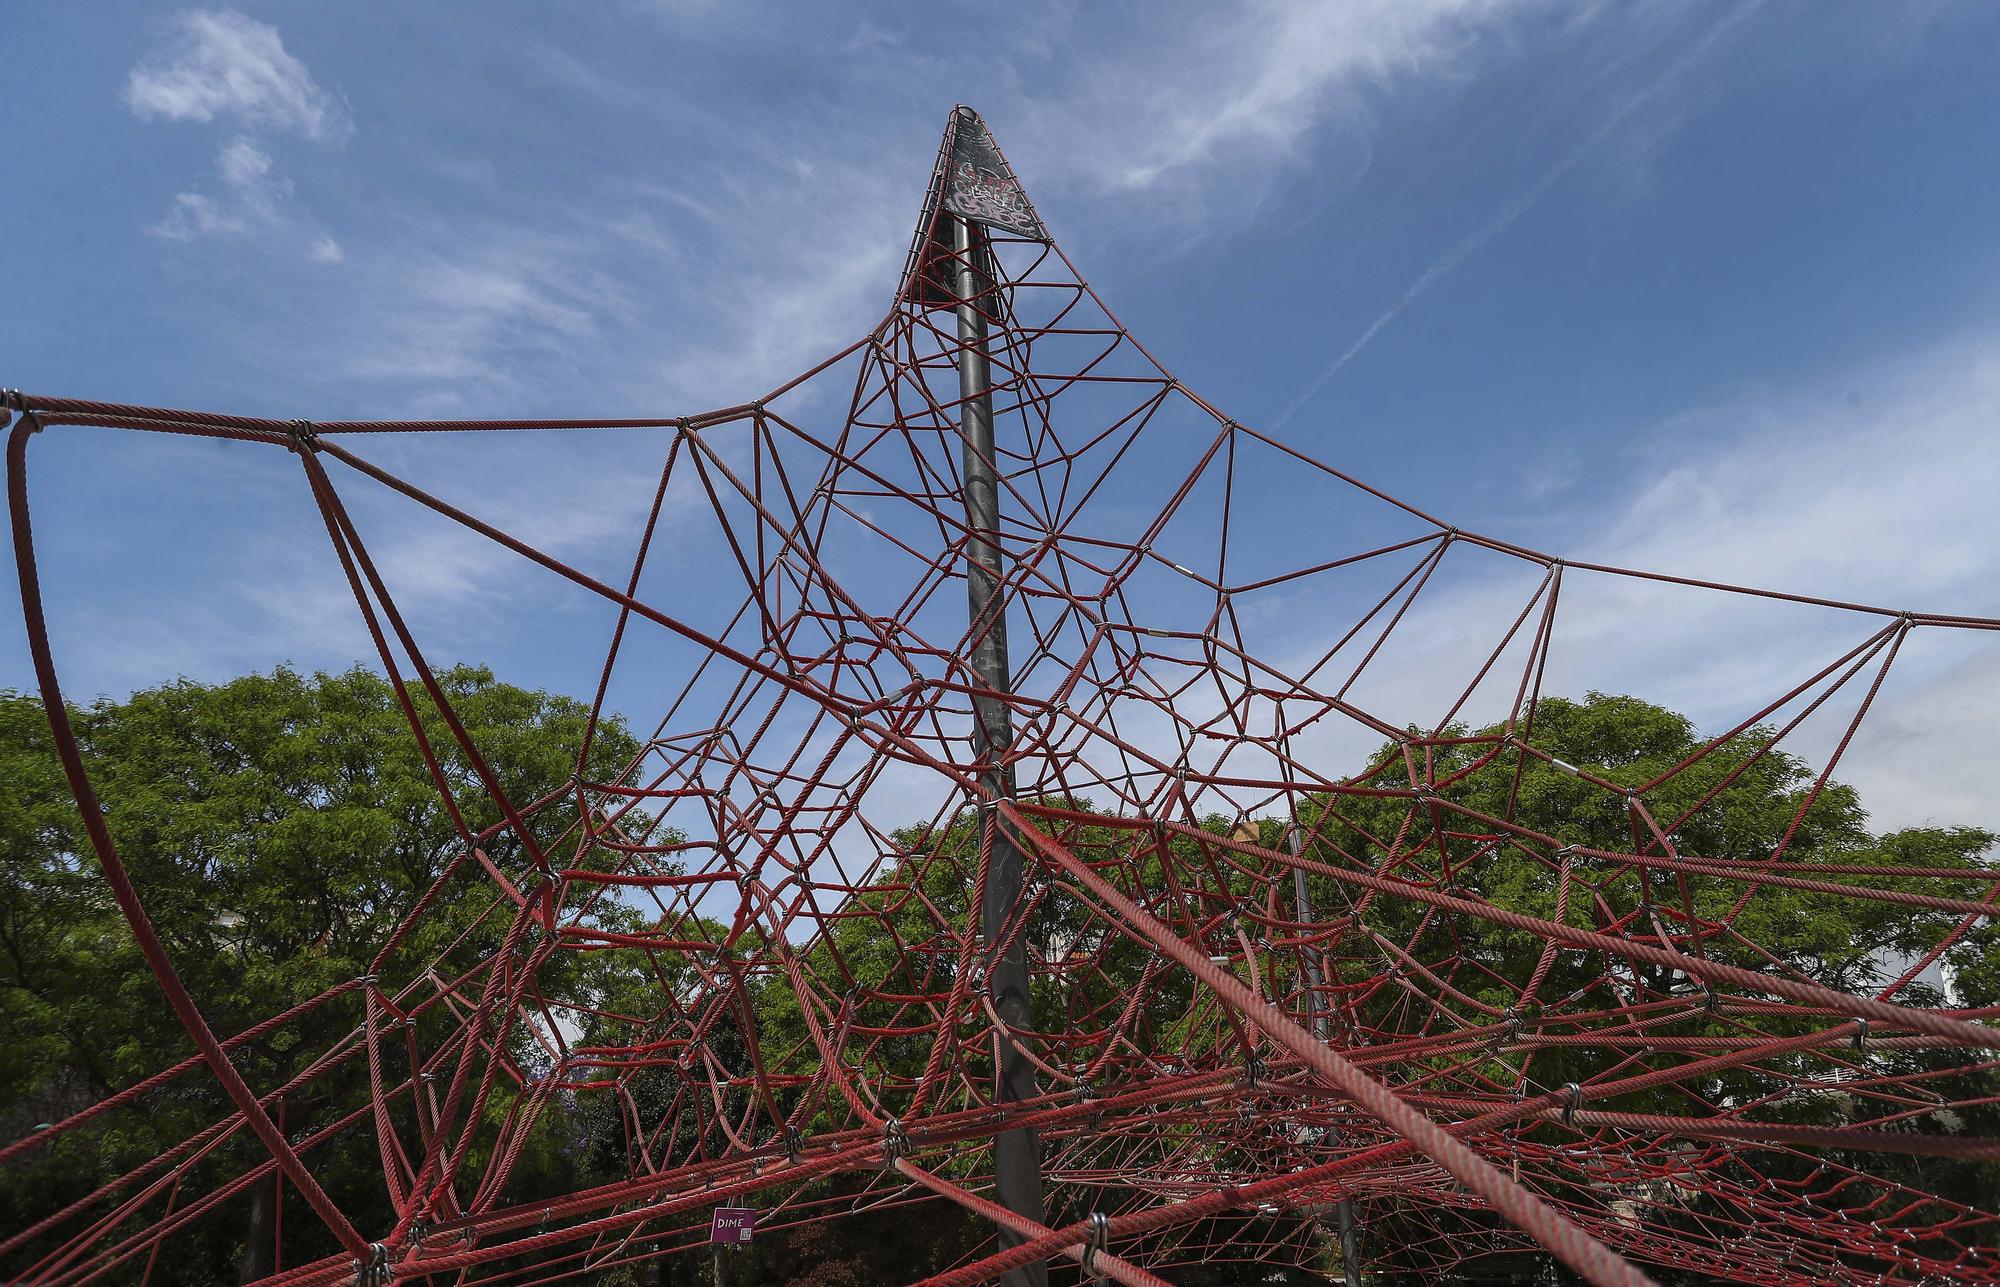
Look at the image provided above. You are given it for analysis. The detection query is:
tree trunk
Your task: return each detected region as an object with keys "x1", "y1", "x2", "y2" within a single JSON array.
[{"x1": 238, "y1": 1175, "x2": 276, "y2": 1283}]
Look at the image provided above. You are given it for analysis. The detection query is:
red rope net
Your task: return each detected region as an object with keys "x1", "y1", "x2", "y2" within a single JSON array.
[{"x1": 7, "y1": 107, "x2": 1999, "y2": 1286}]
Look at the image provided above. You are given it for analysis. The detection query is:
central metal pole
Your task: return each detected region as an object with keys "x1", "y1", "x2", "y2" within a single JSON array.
[
  {"x1": 1290, "y1": 825, "x2": 1363, "y2": 1287},
  {"x1": 954, "y1": 213, "x2": 1048, "y2": 1287}
]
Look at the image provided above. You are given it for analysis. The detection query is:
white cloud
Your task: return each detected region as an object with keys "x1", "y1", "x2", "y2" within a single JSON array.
[
  {"x1": 999, "y1": 0, "x2": 1559, "y2": 231},
  {"x1": 125, "y1": 9, "x2": 350, "y2": 142},
  {"x1": 129, "y1": 12, "x2": 348, "y2": 262},
  {"x1": 113, "y1": 1, "x2": 1594, "y2": 415},
  {"x1": 1571, "y1": 338, "x2": 2000, "y2": 619},
  {"x1": 151, "y1": 135, "x2": 342, "y2": 264},
  {"x1": 216, "y1": 134, "x2": 275, "y2": 188},
  {"x1": 153, "y1": 190, "x2": 246, "y2": 240},
  {"x1": 154, "y1": 136, "x2": 285, "y2": 236},
  {"x1": 1101, "y1": 2, "x2": 1519, "y2": 190},
  {"x1": 325, "y1": 240, "x2": 620, "y2": 387},
  {"x1": 1242, "y1": 334, "x2": 2000, "y2": 834}
]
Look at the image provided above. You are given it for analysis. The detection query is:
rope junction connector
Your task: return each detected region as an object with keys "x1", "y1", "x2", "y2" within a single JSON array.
[
  {"x1": 882, "y1": 1116, "x2": 911, "y2": 1160},
  {"x1": 356, "y1": 1242, "x2": 393, "y2": 1285},
  {"x1": 1852, "y1": 1018, "x2": 1869, "y2": 1054},
  {"x1": 1083, "y1": 1211, "x2": 1110, "y2": 1276},
  {"x1": 287, "y1": 418, "x2": 319, "y2": 453}
]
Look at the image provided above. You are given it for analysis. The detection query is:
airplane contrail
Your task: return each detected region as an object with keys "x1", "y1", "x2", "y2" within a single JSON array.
[{"x1": 1271, "y1": 2, "x2": 1762, "y2": 431}]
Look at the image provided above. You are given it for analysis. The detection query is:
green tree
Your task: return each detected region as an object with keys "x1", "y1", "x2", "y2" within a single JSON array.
[
  {"x1": 0, "y1": 665, "x2": 646, "y2": 1285},
  {"x1": 1294, "y1": 693, "x2": 2000, "y2": 1280},
  {"x1": 9, "y1": 680, "x2": 1994, "y2": 1285}
]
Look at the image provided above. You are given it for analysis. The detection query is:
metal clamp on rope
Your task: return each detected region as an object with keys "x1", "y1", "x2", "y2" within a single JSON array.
[
  {"x1": 1852, "y1": 1018, "x2": 1869, "y2": 1054},
  {"x1": 1083, "y1": 1211, "x2": 1110, "y2": 1275},
  {"x1": 287, "y1": 418, "x2": 319, "y2": 453},
  {"x1": 1705, "y1": 985, "x2": 1721, "y2": 1015},
  {"x1": 356, "y1": 1243, "x2": 392, "y2": 1286},
  {"x1": 408, "y1": 1216, "x2": 431, "y2": 1249},
  {"x1": 1497, "y1": 1005, "x2": 1522, "y2": 1049},
  {"x1": 785, "y1": 1125, "x2": 804, "y2": 1163},
  {"x1": 0, "y1": 389, "x2": 20, "y2": 429},
  {"x1": 1242, "y1": 1053, "x2": 1266, "y2": 1089},
  {"x1": 1561, "y1": 1082, "x2": 1582, "y2": 1126},
  {"x1": 882, "y1": 1116, "x2": 910, "y2": 1161}
]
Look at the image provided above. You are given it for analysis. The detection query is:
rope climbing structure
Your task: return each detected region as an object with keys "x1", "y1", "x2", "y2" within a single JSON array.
[{"x1": 6, "y1": 106, "x2": 1999, "y2": 1286}]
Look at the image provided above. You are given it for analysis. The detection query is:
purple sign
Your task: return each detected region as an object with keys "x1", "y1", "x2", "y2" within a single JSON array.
[{"x1": 709, "y1": 1207, "x2": 756, "y2": 1245}]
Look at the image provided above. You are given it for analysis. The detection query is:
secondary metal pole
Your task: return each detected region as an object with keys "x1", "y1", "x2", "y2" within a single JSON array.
[
  {"x1": 954, "y1": 213, "x2": 1049, "y2": 1287},
  {"x1": 1289, "y1": 824, "x2": 1364, "y2": 1287}
]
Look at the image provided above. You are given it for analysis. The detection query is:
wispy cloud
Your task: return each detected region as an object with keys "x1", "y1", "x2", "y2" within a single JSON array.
[
  {"x1": 1254, "y1": 333, "x2": 2000, "y2": 832},
  {"x1": 1270, "y1": 1, "x2": 1761, "y2": 427},
  {"x1": 129, "y1": 10, "x2": 347, "y2": 262},
  {"x1": 982, "y1": 0, "x2": 1561, "y2": 241},
  {"x1": 113, "y1": 2, "x2": 1594, "y2": 415},
  {"x1": 331, "y1": 243, "x2": 613, "y2": 387},
  {"x1": 124, "y1": 9, "x2": 350, "y2": 142},
  {"x1": 69, "y1": 1, "x2": 1993, "y2": 803},
  {"x1": 1064, "y1": 1, "x2": 1526, "y2": 191},
  {"x1": 151, "y1": 135, "x2": 340, "y2": 265}
]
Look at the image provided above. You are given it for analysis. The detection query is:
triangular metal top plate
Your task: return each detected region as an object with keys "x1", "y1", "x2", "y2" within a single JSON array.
[{"x1": 902, "y1": 106, "x2": 1047, "y2": 308}]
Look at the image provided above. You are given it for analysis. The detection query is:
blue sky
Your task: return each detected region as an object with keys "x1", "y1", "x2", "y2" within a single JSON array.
[{"x1": 5, "y1": 1, "x2": 1999, "y2": 831}]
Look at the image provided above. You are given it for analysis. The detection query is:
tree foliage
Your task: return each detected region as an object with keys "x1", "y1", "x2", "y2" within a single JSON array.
[
  {"x1": 0, "y1": 665, "x2": 643, "y2": 1284},
  {"x1": 4, "y1": 678, "x2": 1995, "y2": 1284}
]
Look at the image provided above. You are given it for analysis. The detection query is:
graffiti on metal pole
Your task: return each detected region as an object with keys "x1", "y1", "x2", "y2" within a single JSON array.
[{"x1": 942, "y1": 107, "x2": 1045, "y2": 241}]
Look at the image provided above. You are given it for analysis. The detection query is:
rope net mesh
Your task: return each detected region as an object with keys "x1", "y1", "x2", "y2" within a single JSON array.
[{"x1": 5, "y1": 108, "x2": 1998, "y2": 1286}]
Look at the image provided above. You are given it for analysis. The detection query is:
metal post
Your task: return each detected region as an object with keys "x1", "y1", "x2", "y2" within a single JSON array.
[
  {"x1": 955, "y1": 213, "x2": 1048, "y2": 1287},
  {"x1": 1290, "y1": 825, "x2": 1363, "y2": 1287}
]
